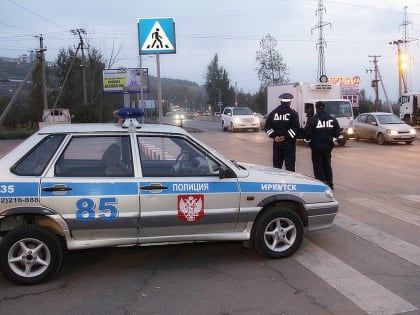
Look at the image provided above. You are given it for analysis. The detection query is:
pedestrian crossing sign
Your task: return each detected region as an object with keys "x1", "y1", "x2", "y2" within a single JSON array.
[{"x1": 138, "y1": 18, "x2": 176, "y2": 55}]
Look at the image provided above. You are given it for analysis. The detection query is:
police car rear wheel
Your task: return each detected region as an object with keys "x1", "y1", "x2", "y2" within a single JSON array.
[
  {"x1": 0, "y1": 225, "x2": 63, "y2": 285},
  {"x1": 254, "y1": 208, "x2": 303, "y2": 258}
]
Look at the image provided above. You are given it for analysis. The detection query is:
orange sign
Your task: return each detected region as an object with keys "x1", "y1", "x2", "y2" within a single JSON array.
[{"x1": 329, "y1": 76, "x2": 361, "y2": 85}]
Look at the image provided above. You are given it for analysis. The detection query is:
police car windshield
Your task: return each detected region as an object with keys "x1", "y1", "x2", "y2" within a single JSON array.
[
  {"x1": 232, "y1": 107, "x2": 253, "y2": 115},
  {"x1": 324, "y1": 101, "x2": 352, "y2": 118}
]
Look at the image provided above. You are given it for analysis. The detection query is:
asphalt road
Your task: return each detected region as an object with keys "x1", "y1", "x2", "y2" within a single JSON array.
[{"x1": 1, "y1": 121, "x2": 420, "y2": 315}]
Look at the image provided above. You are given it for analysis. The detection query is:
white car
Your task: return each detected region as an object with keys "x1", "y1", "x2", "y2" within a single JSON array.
[
  {"x1": 0, "y1": 108, "x2": 338, "y2": 285},
  {"x1": 221, "y1": 106, "x2": 260, "y2": 132}
]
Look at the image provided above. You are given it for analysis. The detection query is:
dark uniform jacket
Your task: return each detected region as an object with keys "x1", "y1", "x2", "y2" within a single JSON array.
[
  {"x1": 264, "y1": 104, "x2": 300, "y2": 143},
  {"x1": 304, "y1": 110, "x2": 341, "y2": 148}
]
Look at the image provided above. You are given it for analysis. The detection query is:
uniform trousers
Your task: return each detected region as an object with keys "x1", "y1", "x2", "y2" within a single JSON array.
[
  {"x1": 273, "y1": 141, "x2": 296, "y2": 172},
  {"x1": 310, "y1": 143, "x2": 333, "y2": 188}
]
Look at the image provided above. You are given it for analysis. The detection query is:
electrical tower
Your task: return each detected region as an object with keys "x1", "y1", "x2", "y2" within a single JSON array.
[
  {"x1": 311, "y1": 0, "x2": 331, "y2": 81},
  {"x1": 389, "y1": 6, "x2": 418, "y2": 98}
]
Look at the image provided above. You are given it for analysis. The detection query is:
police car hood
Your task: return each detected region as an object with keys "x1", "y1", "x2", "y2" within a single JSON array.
[{"x1": 235, "y1": 162, "x2": 323, "y2": 185}]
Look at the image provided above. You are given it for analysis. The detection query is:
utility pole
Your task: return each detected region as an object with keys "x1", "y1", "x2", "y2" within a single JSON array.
[
  {"x1": 71, "y1": 28, "x2": 88, "y2": 106},
  {"x1": 36, "y1": 34, "x2": 48, "y2": 110},
  {"x1": 366, "y1": 55, "x2": 381, "y2": 111},
  {"x1": 311, "y1": 0, "x2": 331, "y2": 81}
]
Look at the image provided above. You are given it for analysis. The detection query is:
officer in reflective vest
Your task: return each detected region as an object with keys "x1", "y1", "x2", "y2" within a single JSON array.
[
  {"x1": 304, "y1": 101, "x2": 341, "y2": 189},
  {"x1": 265, "y1": 92, "x2": 300, "y2": 172}
]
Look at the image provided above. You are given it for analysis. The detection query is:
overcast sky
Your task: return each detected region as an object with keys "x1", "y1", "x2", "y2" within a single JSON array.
[{"x1": 1, "y1": 0, "x2": 420, "y2": 101}]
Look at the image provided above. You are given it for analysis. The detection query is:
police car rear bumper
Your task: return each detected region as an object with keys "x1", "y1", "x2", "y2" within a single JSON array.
[{"x1": 305, "y1": 201, "x2": 339, "y2": 231}]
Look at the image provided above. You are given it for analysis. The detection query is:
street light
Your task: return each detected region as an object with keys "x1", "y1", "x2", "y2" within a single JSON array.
[{"x1": 389, "y1": 39, "x2": 408, "y2": 99}]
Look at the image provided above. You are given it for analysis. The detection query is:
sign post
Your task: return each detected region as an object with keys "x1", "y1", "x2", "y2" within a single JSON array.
[{"x1": 138, "y1": 18, "x2": 176, "y2": 123}]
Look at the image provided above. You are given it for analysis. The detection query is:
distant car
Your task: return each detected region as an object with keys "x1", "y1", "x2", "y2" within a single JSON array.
[
  {"x1": 351, "y1": 112, "x2": 416, "y2": 144},
  {"x1": 0, "y1": 108, "x2": 338, "y2": 285},
  {"x1": 221, "y1": 106, "x2": 260, "y2": 132},
  {"x1": 260, "y1": 113, "x2": 268, "y2": 130}
]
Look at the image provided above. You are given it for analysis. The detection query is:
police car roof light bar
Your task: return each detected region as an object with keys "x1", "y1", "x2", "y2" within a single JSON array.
[{"x1": 114, "y1": 107, "x2": 144, "y2": 130}]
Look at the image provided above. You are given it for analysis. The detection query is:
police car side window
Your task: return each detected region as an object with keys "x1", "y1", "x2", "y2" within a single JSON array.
[
  {"x1": 55, "y1": 136, "x2": 133, "y2": 177},
  {"x1": 138, "y1": 136, "x2": 219, "y2": 177},
  {"x1": 12, "y1": 135, "x2": 65, "y2": 176}
]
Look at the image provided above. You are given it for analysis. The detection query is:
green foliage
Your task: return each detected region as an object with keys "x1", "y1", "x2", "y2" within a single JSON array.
[
  {"x1": 72, "y1": 105, "x2": 99, "y2": 123},
  {"x1": 204, "y1": 54, "x2": 235, "y2": 109}
]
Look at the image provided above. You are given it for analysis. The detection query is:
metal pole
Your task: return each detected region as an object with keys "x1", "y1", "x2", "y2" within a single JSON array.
[
  {"x1": 156, "y1": 54, "x2": 163, "y2": 123},
  {"x1": 140, "y1": 56, "x2": 145, "y2": 123},
  {"x1": 81, "y1": 36, "x2": 88, "y2": 106},
  {"x1": 39, "y1": 35, "x2": 48, "y2": 110}
]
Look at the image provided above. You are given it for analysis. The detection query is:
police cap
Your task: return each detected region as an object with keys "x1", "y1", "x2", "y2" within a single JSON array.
[
  {"x1": 279, "y1": 93, "x2": 294, "y2": 102},
  {"x1": 315, "y1": 101, "x2": 325, "y2": 110}
]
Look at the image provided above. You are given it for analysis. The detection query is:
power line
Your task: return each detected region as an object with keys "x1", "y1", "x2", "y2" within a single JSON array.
[{"x1": 7, "y1": 0, "x2": 67, "y2": 31}]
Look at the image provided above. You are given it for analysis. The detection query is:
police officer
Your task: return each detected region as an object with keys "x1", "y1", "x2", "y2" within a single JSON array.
[
  {"x1": 304, "y1": 101, "x2": 340, "y2": 189},
  {"x1": 265, "y1": 92, "x2": 300, "y2": 171}
]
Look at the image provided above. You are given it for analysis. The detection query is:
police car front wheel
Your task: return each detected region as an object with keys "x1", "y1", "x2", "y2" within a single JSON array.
[
  {"x1": 253, "y1": 207, "x2": 303, "y2": 258},
  {"x1": 0, "y1": 225, "x2": 63, "y2": 285}
]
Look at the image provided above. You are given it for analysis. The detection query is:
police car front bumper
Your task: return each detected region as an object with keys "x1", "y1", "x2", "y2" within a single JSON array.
[{"x1": 305, "y1": 201, "x2": 339, "y2": 231}]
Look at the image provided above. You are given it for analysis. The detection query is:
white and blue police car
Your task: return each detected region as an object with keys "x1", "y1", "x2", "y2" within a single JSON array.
[{"x1": 0, "y1": 108, "x2": 338, "y2": 284}]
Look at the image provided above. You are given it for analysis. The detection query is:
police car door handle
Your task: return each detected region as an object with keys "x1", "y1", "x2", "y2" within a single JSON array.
[
  {"x1": 42, "y1": 184, "x2": 72, "y2": 192},
  {"x1": 140, "y1": 184, "x2": 168, "y2": 191}
]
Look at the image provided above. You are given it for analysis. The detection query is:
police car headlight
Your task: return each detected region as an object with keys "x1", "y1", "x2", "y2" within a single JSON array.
[{"x1": 325, "y1": 188, "x2": 334, "y2": 199}]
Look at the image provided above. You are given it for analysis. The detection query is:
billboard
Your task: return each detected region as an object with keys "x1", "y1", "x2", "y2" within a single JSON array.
[{"x1": 102, "y1": 68, "x2": 149, "y2": 94}]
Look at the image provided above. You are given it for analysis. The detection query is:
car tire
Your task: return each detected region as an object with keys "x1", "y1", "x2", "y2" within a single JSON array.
[
  {"x1": 377, "y1": 133, "x2": 386, "y2": 145},
  {"x1": 222, "y1": 121, "x2": 228, "y2": 131},
  {"x1": 405, "y1": 141, "x2": 413, "y2": 145},
  {"x1": 0, "y1": 225, "x2": 63, "y2": 285},
  {"x1": 253, "y1": 207, "x2": 303, "y2": 258}
]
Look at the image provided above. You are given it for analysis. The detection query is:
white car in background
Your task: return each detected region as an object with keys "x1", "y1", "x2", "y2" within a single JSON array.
[{"x1": 221, "y1": 106, "x2": 260, "y2": 132}]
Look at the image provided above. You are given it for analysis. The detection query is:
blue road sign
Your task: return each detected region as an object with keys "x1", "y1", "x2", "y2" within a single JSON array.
[{"x1": 138, "y1": 18, "x2": 176, "y2": 55}]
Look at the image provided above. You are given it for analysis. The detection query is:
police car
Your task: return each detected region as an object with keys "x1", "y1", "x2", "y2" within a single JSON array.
[{"x1": 0, "y1": 108, "x2": 338, "y2": 285}]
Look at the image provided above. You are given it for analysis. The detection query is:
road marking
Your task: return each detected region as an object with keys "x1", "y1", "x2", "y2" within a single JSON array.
[
  {"x1": 295, "y1": 241, "x2": 417, "y2": 315},
  {"x1": 400, "y1": 195, "x2": 420, "y2": 203},
  {"x1": 335, "y1": 213, "x2": 420, "y2": 267},
  {"x1": 348, "y1": 198, "x2": 420, "y2": 228}
]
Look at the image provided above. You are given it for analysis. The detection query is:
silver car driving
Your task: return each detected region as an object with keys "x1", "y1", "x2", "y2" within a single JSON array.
[{"x1": 352, "y1": 112, "x2": 416, "y2": 145}]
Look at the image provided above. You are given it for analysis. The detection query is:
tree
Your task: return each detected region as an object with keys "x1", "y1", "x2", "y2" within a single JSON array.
[
  {"x1": 204, "y1": 54, "x2": 235, "y2": 111},
  {"x1": 256, "y1": 34, "x2": 289, "y2": 88}
]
